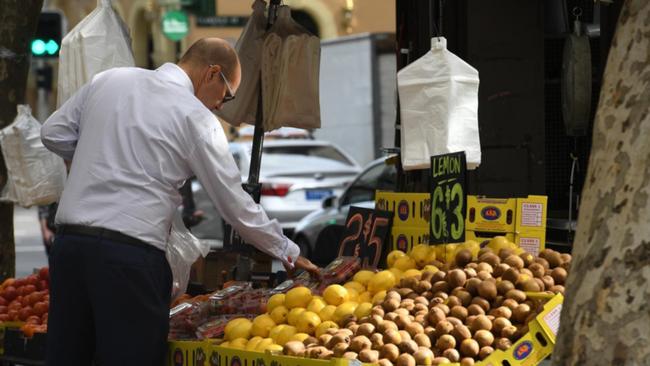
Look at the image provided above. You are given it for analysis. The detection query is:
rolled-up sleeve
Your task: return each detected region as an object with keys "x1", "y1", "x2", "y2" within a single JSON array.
[
  {"x1": 186, "y1": 114, "x2": 300, "y2": 267},
  {"x1": 41, "y1": 83, "x2": 91, "y2": 160}
]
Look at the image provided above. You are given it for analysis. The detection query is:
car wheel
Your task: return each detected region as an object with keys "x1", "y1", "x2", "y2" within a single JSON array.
[{"x1": 295, "y1": 235, "x2": 311, "y2": 259}]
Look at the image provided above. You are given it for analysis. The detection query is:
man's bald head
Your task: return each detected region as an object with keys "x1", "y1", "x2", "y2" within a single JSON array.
[{"x1": 179, "y1": 38, "x2": 240, "y2": 81}]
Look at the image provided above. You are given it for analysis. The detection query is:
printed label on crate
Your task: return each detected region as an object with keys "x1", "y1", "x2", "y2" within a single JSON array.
[
  {"x1": 513, "y1": 340, "x2": 534, "y2": 360},
  {"x1": 521, "y1": 202, "x2": 543, "y2": 227},
  {"x1": 397, "y1": 200, "x2": 410, "y2": 221},
  {"x1": 543, "y1": 303, "x2": 563, "y2": 337},
  {"x1": 519, "y1": 237, "x2": 541, "y2": 255},
  {"x1": 480, "y1": 206, "x2": 501, "y2": 221}
]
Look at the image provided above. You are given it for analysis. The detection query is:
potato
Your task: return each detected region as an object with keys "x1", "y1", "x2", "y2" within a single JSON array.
[
  {"x1": 470, "y1": 315, "x2": 492, "y2": 333},
  {"x1": 371, "y1": 333, "x2": 385, "y2": 350},
  {"x1": 551, "y1": 267, "x2": 568, "y2": 285},
  {"x1": 435, "y1": 320, "x2": 454, "y2": 337},
  {"x1": 460, "y1": 357, "x2": 475, "y2": 366},
  {"x1": 414, "y1": 348, "x2": 435, "y2": 366},
  {"x1": 512, "y1": 303, "x2": 531, "y2": 323},
  {"x1": 383, "y1": 298, "x2": 400, "y2": 312},
  {"x1": 357, "y1": 323, "x2": 376, "y2": 337},
  {"x1": 504, "y1": 255, "x2": 524, "y2": 269},
  {"x1": 384, "y1": 329, "x2": 402, "y2": 345},
  {"x1": 495, "y1": 337, "x2": 512, "y2": 351},
  {"x1": 450, "y1": 305, "x2": 468, "y2": 322},
  {"x1": 436, "y1": 334, "x2": 456, "y2": 350},
  {"x1": 359, "y1": 349, "x2": 380, "y2": 363},
  {"x1": 350, "y1": 335, "x2": 372, "y2": 352},
  {"x1": 472, "y1": 297, "x2": 491, "y2": 312},
  {"x1": 442, "y1": 348, "x2": 460, "y2": 362},
  {"x1": 473, "y1": 329, "x2": 494, "y2": 347},
  {"x1": 332, "y1": 342, "x2": 349, "y2": 357},
  {"x1": 459, "y1": 338, "x2": 480, "y2": 358},
  {"x1": 342, "y1": 352, "x2": 358, "y2": 360},
  {"x1": 380, "y1": 342, "x2": 401, "y2": 361},
  {"x1": 479, "y1": 346, "x2": 494, "y2": 360},
  {"x1": 283, "y1": 341, "x2": 306, "y2": 357},
  {"x1": 505, "y1": 289, "x2": 526, "y2": 303},
  {"x1": 405, "y1": 322, "x2": 424, "y2": 338},
  {"x1": 396, "y1": 353, "x2": 416, "y2": 366},
  {"x1": 427, "y1": 306, "x2": 446, "y2": 326},
  {"x1": 467, "y1": 304, "x2": 485, "y2": 316},
  {"x1": 409, "y1": 333, "x2": 429, "y2": 348}
]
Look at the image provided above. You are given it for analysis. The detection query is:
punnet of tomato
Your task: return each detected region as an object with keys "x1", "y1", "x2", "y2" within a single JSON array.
[{"x1": 0, "y1": 267, "x2": 50, "y2": 337}]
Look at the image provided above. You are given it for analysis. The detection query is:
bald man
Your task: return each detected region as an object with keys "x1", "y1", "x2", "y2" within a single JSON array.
[{"x1": 41, "y1": 38, "x2": 319, "y2": 366}]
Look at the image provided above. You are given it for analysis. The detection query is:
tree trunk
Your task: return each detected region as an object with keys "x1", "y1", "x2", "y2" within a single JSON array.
[
  {"x1": 552, "y1": 0, "x2": 650, "y2": 364},
  {"x1": 0, "y1": 0, "x2": 44, "y2": 280}
]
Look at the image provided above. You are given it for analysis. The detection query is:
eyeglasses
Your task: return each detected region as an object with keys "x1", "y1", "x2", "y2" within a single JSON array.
[{"x1": 219, "y1": 71, "x2": 235, "y2": 104}]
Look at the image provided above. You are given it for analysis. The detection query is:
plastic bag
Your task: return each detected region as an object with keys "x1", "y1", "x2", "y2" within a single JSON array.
[
  {"x1": 215, "y1": 0, "x2": 266, "y2": 126},
  {"x1": 166, "y1": 212, "x2": 210, "y2": 301},
  {"x1": 0, "y1": 105, "x2": 66, "y2": 207},
  {"x1": 397, "y1": 37, "x2": 481, "y2": 170},
  {"x1": 57, "y1": 0, "x2": 134, "y2": 107}
]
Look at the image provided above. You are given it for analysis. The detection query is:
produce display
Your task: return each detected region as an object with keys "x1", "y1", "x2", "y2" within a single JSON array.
[
  {"x1": 216, "y1": 237, "x2": 570, "y2": 366},
  {"x1": 0, "y1": 267, "x2": 50, "y2": 337}
]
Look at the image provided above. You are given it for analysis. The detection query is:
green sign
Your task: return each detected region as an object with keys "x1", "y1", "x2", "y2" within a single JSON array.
[{"x1": 162, "y1": 10, "x2": 189, "y2": 41}]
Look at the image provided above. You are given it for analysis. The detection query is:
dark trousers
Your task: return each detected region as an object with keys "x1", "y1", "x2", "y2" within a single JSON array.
[{"x1": 46, "y1": 233, "x2": 172, "y2": 366}]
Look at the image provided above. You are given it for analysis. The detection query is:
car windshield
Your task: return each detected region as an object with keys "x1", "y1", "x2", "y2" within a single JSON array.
[
  {"x1": 262, "y1": 145, "x2": 354, "y2": 166},
  {"x1": 340, "y1": 162, "x2": 397, "y2": 206}
]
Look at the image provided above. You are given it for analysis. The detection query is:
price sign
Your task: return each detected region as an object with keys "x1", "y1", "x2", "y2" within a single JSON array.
[
  {"x1": 338, "y1": 207, "x2": 393, "y2": 268},
  {"x1": 430, "y1": 152, "x2": 467, "y2": 244}
]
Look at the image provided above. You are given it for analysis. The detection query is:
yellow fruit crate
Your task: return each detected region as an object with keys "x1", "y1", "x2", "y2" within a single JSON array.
[
  {"x1": 466, "y1": 196, "x2": 517, "y2": 233},
  {"x1": 375, "y1": 191, "x2": 430, "y2": 228},
  {"x1": 390, "y1": 226, "x2": 430, "y2": 253},
  {"x1": 168, "y1": 340, "x2": 213, "y2": 366}
]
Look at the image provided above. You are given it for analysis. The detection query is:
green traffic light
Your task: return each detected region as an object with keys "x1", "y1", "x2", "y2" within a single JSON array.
[
  {"x1": 45, "y1": 40, "x2": 59, "y2": 55},
  {"x1": 31, "y1": 39, "x2": 46, "y2": 55}
]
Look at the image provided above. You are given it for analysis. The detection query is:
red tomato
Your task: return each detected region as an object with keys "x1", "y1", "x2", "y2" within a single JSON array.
[
  {"x1": 0, "y1": 296, "x2": 6, "y2": 306},
  {"x1": 26, "y1": 275, "x2": 39, "y2": 287},
  {"x1": 0, "y1": 313, "x2": 9, "y2": 322},
  {"x1": 21, "y1": 324, "x2": 36, "y2": 338},
  {"x1": 37, "y1": 280, "x2": 49, "y2": 291},
  {"x1": 18, "y1": 307, "x2": 32, "y2": 321},
  {"x1": 0, "y1": 305, "x2": 7, "y2": 314},
  {"x1": 13, "y1": 278, "x2": 26, "y2": 288},
  {"x1": 3, "y1": 287, "x2": 17, "y2": 301},
  {"x1": 32, "y1": 302, "x2": 48, "y2": 317},
  {"x1": 38, "y1": 267, "x2": 49, "y2": 281},
  {"x1": 19, "y1": 285, "x2": 36, "y2": 297},
  {"x1": 7, "y1": 309, "x2": 19, "y2": 321},
  {"x1": 8, "y1": 301, "x2": 22, "y2": 311},
  {"x1": 41, "y1": 312, "x2": 48, "y2": 324},
  {"x1": 1, "y1": 278, "x2": 15, "y2": 288}
]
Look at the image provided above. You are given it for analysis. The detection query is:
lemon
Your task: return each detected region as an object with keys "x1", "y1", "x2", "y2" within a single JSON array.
[
  {"x1": 269, "y1": 325, "x2": 288, "y2": 344},
  {"x1": 372, "y1": 290, "x2": 387, "y2": 305},
  {"x1": 423, "y1": 265, "x2": 439, "y2": 274},
  {"x1": 393, "y1": 256, "x2": 417, "y2": 271},
  {"x1": 323, "y1": 284, "x2": 349, "y2": 306},
  {"x1": 318, "y1": 305, "x2": 337, "y2": 322},
  {"x1": 287, "y1": 308, "x2": 306, "y2": 326},
  {"x1": 444, "y1": 243, "x2": 460, "y2": 263},
  {"x1": 225, "y1": 318, "x2": 248, "y2": 335},
  {"x1": 387, "y1": 250, "x2": 407, "y2": 268},
  {"x1": 275, "y1": 325, "x2": 297, "y2": 346},
  {"x1": 368, "y1": 270, "x2": 396, "y2": 294},
  {"x1": 220, "y1": 342, "x2": 230, "y2": 348},
  {"x1": 296, "y1": 311, "x2": 321, "y2": 335},
  {"x1": 224, "y1": 318, "x2": 252, "y2": 341},
  {"x1": 255, "y1": 338, "x2": 274, "y2": 352},
  {"x1": 402, "y1": 269, "x2": 422, "y2": 279},
  {"x1": 358, "y1": 291, "x2": 372, "y2": 303},
  {"x1": 346, "y1": 288, "x2": 359, "y2": 302},
  {"x1": 333, "y1": 301, "x2": 358, "y2": 324},
  {"x1": 230, "y1": 338, "x2": 248, "y2": 349},
  {"x1": 344, "y1": 281, "x2": 366, "y2": 294},
  {"x1": 246, "y1": 336, "x2": 263, "y2": 350},
  {"x1": 307, "y1": 297, "x2": 327, "y2": 314},
  {"x1": 388, "y1": 268, "x2": 403, "y2": 282},
  {"x1": 488, "y1": 236, "x2": 509, "y2": 253},
  {"x1": 291, "y1": 333, "x2": 311, "y2": 342},
  {"x1": 409, "y1": 244, "x2": 432, "y2": 268},
  {"x1": 352, "y1": 270, "x2": 375, "y2": 286},
  {"x1": 315, "y1": 321, "x2": 338, "y2": 337},
  {"x1": 265, "y1": 344, "x2": 284, "y2": 352},
  {"x1": 284, "y1": 286, "x2": 313, "y2": 309},
  {"x1": 267, "y1": 293, "x2": 286, "y2": 313},
  {"x1": 270, "y1": 305, "x2": 289, "y2": 324},
  {"x1": 354, "y1": 302, "x2": 373, "y2": 319},
  {"x1": 251, "y1": 314, "x2": 276, "y2": 338}
]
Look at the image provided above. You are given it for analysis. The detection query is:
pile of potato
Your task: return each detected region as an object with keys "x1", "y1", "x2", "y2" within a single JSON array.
[{"x1": 282, "y1": 247, "x2": 570, "y2": 366}]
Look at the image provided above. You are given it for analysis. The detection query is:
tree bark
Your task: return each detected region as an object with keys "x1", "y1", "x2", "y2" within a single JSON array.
[
  {"x1": 0, "y1": 0, "x2": 44, "y2": 280},
  {"x1": 552, "y1": 0, "x2": 650, "y2": 365}
]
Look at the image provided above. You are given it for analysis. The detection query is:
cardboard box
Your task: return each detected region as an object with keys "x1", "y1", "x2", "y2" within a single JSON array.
[
  {"x1": 375, "y1": 191, "x2": 430, "y2": 228},
  {"x1": 389, "y1": 226, "x2": 430, "y2": 253},
  {"x1": 466, "y1": 196, "x2": 517, "y2": 233}
]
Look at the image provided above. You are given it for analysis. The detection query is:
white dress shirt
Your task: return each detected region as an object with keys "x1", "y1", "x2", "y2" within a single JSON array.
[{"x1": 41, "y1": 63, "x2": 300, "y2": 266}]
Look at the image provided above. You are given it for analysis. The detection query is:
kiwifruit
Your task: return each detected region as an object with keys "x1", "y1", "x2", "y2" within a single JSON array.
[
  {"x1": 451, "y1": 324, "x2": 472, "y2": 342},
  {"x1": 455, "y1": 290, "x2": 473, "y2": 307},
  {"x1": 534, "y1": 257, "x2": 550, "y2": 270},
  {"x1": 479, "y1": 346, "x2": 494, "y2": 360},
  {"x1": 386, "y1": 290, "x2": 401, "y2": 301},
  {"x1": 504, "y1": 255, "x2": 524, "y2": 269},
  {"x1": 446, "y1": 295, "x2": 462, "y2": 308},
  {"x1": 550, "y1": 285, "x2": 565, "y2": 294},
  {"x1": 435, "y1": 304, "x2": 450, "y2": 315},
  {"x1": 413, "y1": 348, "x2": 435, "y2": 366},
  {"x1": 498, "y1": 248, "x2": 514, "y2": 261},
  {"x1": 455, "y1": 249, "x2": 473, "y2": 267},
  {"x1": 551, "y1": 267, "x2": 568, "y2": 285},
  {"x1": 476, "y1": 262, "x2": 494, "y2": 274},
  {"x1": 415, "y1": 281, "x2": 432, "y2": 294},
  {"x1": 459, "y1": 339, "x2": 480, "y2": 358},
  {"x1": 478, "y1": 281, "x2": 497, "y2": 300},
  {"x1": 380, "y1": 344, "x2": 400, "y2": 362},
  {"x1": 395, "y1": 353, "x2": 416, "y2": 366},
  {"x1": 541, "y1": 275, "x2": 555, "y2": 289},
  {"x1": 432, "y1": 281, "x2": 450, "y2": 294},
  {"x1": 502, "y1": 298, "x2": 519, "y2": 311},
  {"x1": 479, "y1": 253, "x2": 500, "y2": 268},
  {"x1": 446, "y1": 316, "x2": 463, "y2": 327},
  {"x1": 460, "y1": 357, "x2": 475, "y2": 366},
  {"x1": 464, "y1": 268, "x2": 478, "y2": 279},
  {"x1": 413, "y1": 333, "x2": 431, "y2": 348},
  {"x1": 497, "y1": 280, "x2": 515, "y2": 295},
  {"x1": 464, "y1": 278, "x2": 482, "y2": 296},
  {"x1": 435, "y1": 320, "x2": 454, "y2": 337},
  {"x1": 519, "y1": 252, "x2": 535, "y2": 267},
  {"x1": 505, "y1": 289, "x2": 526, "y2": 303},
  {"x1": 405, "y1": 322, "x2": 424, "y2": 338},
  {"x1": 512, "y1": 304, "x2": 531, "y2": 323},
  {"x1": 470, "y1": 315, "x2": 492, "y2": 333},
  {"x1": 448, "y1": 269, "x2": 467, "y2": 288},
  {"x1": 442, "y1": 348, "x2": 460, "y2": 362},
  {"x1": 472, "y1": 297, "x2": 491, "y2": 312},
  {"x1": 477, "y1": 271, "x2": 492, "y2": 281},
  {"x1": 502, "y1": 268, "x2": 520, "y2": 283},
  {"x1": 493, "y1": 263, "x2": 511, "y2": 277},
  {"x1": 436, "y1": 334, "x2": 456, "y2": 350},
  {"x1": 473, "y1": 329, "x2": 495, "y2": 347},
  {"x1": 467, "y1": 304, "x2": 485, "y2": 316},
  {"x1": 495, "y1": 337, "x2": 512, "y2": 351},
  {"x1": 520, "y1": 279, "x2": 541, "y2": 292},
  {"x1": 492, "y1": 317, "x2": 512, "y2": 336},
  {"x1": 398, "y1": 340, "x2": 418, "y2": 355},
  {"x1": 427, "y1": 307, "x2": 446, "y2": 326},
  {"x1": 432, "y1": 271, "x2": 447, "y2": 282},
  {"x1": 450, "y1": 305, "x2": 468, "y2": 322},
  {"x1": 490, "y1": 306, "x2": 512, "y2": 319}
]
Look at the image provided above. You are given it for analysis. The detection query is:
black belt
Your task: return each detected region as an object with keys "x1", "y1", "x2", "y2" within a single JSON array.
[{"x1": 57, "y1": 224, "x2": 157, "y2": 252}]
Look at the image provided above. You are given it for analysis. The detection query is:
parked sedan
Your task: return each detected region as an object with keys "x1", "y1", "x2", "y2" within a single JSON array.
[
  {"x1": 292, "y1": 157, "x2": 397, "y2": 257},
  {"x1": 188, "y1": 139, "x2": 361, "y2": 246}
]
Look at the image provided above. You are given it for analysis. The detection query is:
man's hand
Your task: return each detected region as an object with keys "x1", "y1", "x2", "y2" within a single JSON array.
[{"x1": 284, "y1": 256, "x2": 321, "y2": 280}]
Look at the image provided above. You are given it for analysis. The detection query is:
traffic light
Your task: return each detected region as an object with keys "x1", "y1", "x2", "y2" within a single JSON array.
[{"x1": 31, "y1": 11, "x2": 63, "y2": 58}]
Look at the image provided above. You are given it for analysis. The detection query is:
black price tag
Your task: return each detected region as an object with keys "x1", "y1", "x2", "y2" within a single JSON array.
[
  {"x1": 430, "y1": 152, "x2": 467, "y2": 244},
  {"x1": 338, "y1": 207, "x2": 393, "y2": 268}
]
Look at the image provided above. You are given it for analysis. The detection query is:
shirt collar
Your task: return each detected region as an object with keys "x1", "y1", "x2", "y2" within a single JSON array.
[{"x1": 156, "y1": 63, "x2": 195, "y2": 94}]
